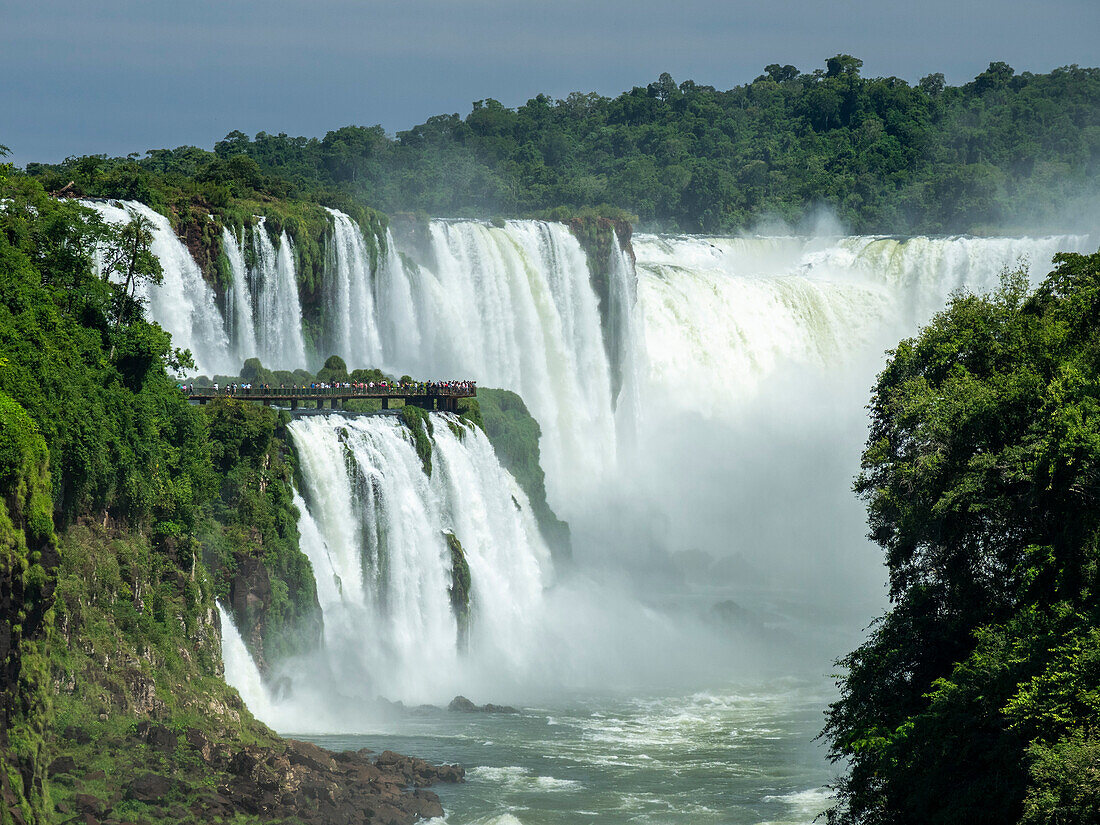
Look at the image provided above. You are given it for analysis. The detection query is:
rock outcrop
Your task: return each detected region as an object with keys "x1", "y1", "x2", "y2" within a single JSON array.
[
  {"x1": 448, "y1": 695, "x2": 519, "y2": 714},
  {"x1": 47, "y1": 727, "x2": 464, "y2": 825}
]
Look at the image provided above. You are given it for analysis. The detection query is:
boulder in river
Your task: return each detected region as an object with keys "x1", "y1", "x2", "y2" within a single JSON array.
[{"x1": 448, "y1": 695, "x2": 519, "y2": 713}]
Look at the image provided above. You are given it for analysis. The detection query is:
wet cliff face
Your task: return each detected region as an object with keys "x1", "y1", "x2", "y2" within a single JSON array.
[
  {"x1": 200, "y1": 399, "x2": 325, "y2": 676},
  {"x1": 42, "y1": 521, "x2": 463, "y2": 825},
  {"x1": 50, "y1": 526, "x2": 232, "y2": 723},
  {"x1": 566, "y1": 216, "x2": 637, "y2": 406}
]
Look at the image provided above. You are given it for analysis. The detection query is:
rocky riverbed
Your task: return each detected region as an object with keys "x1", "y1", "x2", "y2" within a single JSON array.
[{"x1": 47, "y1": 723, "x2": 463, "y2": 825}]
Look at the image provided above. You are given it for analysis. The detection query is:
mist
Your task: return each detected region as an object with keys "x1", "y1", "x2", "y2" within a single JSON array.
[
  {"x1": 192, "y1": 208, "x2": 1097, "y2": 747},
  {"x1": 561, "y1": 222, "x2": 1099, "y2": 676}
]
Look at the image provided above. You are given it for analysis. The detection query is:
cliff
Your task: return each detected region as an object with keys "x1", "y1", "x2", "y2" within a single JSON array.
[{"x1": 0, "y1": 179, "x2": 461, "y2": 825}]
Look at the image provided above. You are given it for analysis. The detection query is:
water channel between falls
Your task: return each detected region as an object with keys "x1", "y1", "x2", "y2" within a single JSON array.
[{"x1": 102, "y1": 203, "x2": 1091, "y2": 823}]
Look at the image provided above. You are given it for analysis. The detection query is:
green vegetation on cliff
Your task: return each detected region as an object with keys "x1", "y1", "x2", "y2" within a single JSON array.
[
  {"x1": 187, "y1": 59, "x2": 1098, "y2": 234},
  {"x1": 0, "y1": 164, "x2": 323, "y2": 825},
  {"x1": 20, "y1": 144, "x2": 388, "y2": 356},
  {"x1": 445, "y1": 532, "x2": 471, "y2": 651},
  {"x1": 476, "y1": 388, "x2": 570, "y2": 557},
  {"x1": 398, "y1": 404, "x2": 435, "y2": 476},
  {"x1": 200, "y1": 399, "x2": 321, "y2": 672},
  {"x1": 0, "y1": 394, "x2": 56, "y2": 825},
  {"x1": 824, "y1": 251, "x2": 1100, "y2": 825}
]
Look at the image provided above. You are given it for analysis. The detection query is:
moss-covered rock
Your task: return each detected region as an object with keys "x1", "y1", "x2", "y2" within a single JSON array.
[
  {"x1": 445, "y1": 533, "x2": 471, "y2": 652},
  {"x1": 199, "y1": 398, "x2": 323, "y2": 673},
  {"x1": 474, "y1": 388, "x2": 571, "y2": 559},
  {"x1": 398, "y1": 405, "x2": 434, "y2": 477}
]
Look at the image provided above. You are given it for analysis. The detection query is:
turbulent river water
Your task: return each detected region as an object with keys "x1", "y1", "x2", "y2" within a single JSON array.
[
  {"x1": 87, "y1": 200, "x2": 1094, "y2": 822},
  {"x1": 300, "y1": 684, "x2": 833, "y2": 825}
]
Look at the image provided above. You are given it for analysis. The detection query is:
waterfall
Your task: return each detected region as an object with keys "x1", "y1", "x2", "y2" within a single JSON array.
[
  {"x1": 97, "y1": 203, "x2": 1097, "y2": 714},
  {"x1": 634, "y1": 233, "x2": 1095, "y2": 417},
  {"x1": 80, "y1": 199, "x2": 235, "y2": 375},
  {"x1": 621, "y1": 231, "x2": 1097, "y2": 601},
  {"x1": 323, "y1": 208, "x2": 384, "y2": 366},
  {"x1": 607, "y1": 241, "x2": 644, "y2": 449},
  {"x1": 373, "y1": 228, "x2": 423, "y2": 362},
  {"x1": 221, "y1": 226, "x2": 258, "y2": 361},
  {"x1": 289, "y1": 412, "x2": 551, "y2": 705},
  {"x1": 252, "y1": 219, "x2": 308, "y2": 369},
  {"x1": 74, "y1": 203, "x2": 644, "y2": 514},
  {"x1": 378, "y1": 220, "x2": 639, "y2": 514},
  {"x1": 217, "y1": 603, "x2": 279, "y2": 726}
]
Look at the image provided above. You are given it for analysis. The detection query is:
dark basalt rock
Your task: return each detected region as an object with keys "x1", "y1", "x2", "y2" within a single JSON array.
[
  {"x1": 373, "y1": 750, "x2": 466, "y2": 788},
  {"x1": 228, "y1": 749, "x2": 260, "y2": 776},
  {"x1": 448, "y1": 694, "x2": 478, "y2": 712},
  {"x1": 53, "y1": 728, "x2": 461, "y2": 825},
  {"x1": 145, "y1": 724, "x2": 178, "y2": 753},
  {"x1": 448, "y1": 694, "x2": 519, "y2": 714},
  {"x1": 47, "y1": 756, "x2": 77, "y2": 777},
  {"x1": 72, "y1": 793, "x2": 104, "y2": 814},
  {"x1": 286, "y1": 738, "x2": 338, "y2": 772},
  {"x1": 61, "y1": 726, "x2": 92, "y2": 745},
  {"x1": 127, "y1": 773, "x2": 172, "y2": 803},
  {"x1": 184, "y1": 727, "x2": 215, "y2": 763},
  {"x1": 207, "y1": 740, "x2": 463, "y2": 825}
]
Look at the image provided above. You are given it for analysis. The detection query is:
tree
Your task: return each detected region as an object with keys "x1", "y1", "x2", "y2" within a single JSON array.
[
  {"x1": 765, "y1": 64, "x2": 800, "y2": 83},
  {"x1": 97, "y1": 213, "x2": 163, "y2": 336},
  {"x1": 240, "y1": 357, "x2": 275, "y2": 386},
  {"x1": 315, "y1": 354, "x2": 349, "y2": 384},
  {"x1": 647, "y1": 72, "x2": 680, "y2": 102},
  {"x1": 824, "y1": 252, "x2": 1100, "y2": 825},
  {"x1": 973, "y1": 61, "x2": 1015, "y2": 94},
  {"x1": 826, "y1": 54, "x2": 863, "y2": 78}
]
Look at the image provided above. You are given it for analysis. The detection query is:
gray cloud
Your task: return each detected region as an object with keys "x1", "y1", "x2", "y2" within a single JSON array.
[{"x1": 3, "y1": 0, "x2": 1098, "y2": 164}]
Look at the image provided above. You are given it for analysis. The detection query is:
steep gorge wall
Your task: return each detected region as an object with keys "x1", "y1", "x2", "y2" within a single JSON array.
[{"x1": 0, "y1": 394, "x2": 56, "y2": 825}]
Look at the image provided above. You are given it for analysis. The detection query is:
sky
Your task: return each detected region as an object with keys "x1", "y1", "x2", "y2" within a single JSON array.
[{"x1": 2, "y1": 0, "x2": 1098, "y2": 166}]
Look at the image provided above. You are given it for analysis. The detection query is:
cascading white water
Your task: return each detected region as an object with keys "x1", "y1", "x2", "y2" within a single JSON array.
[
  {"x1": 614, "y1": 230, "x2": 1098, "y2": 605},
  {"x1": 80, "y1": 199, "x2": 235, "y2": 375},
  {"x1": 217, "y1": 603, "x2": 280, "y2": 725},
  {"x1": 288, "y1": 412, "x2": 552, "y2": 705},
  {"x1": 635, "y1": 233, "x2": 1094, "y2": 416},
  {"x1": 78, "y1": 206, "x2": 1098, "y2": 703},
  {"x1": 323, "y1": 208, "x2": 384, "y2": 366},
  {"x1": 606, "y1": 240, "x2": 644, "y2": 449},
  {"x1": 77, "y1": 203, "x2": 642, "y2": 512},
  {"x1": 375, "y1": 220, "x2": 635, "y2": 515},
  {"x1": 373, "y1": 228, "x2": 423, "y2": 363},
  {"x1": 209, "y1": 224, "x2": 1100, "y2": 741},
  {"x1": 252, "y1": 219, "x2": 308, "y2": 369},
  {"x1": 221, "y1": 226, "x2": 258, "y2": 361}
]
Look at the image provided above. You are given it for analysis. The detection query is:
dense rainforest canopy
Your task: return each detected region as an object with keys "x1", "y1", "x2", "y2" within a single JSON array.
[
  {"x1": 25, "y1": 56, "x2": 1099, "y2": 234},
  {"x1": 824, "y1": 251, "x2": 1100, "y2": 825},
  {"x1": 0, "y1": 166, "x2": 331, "y2": 823}
]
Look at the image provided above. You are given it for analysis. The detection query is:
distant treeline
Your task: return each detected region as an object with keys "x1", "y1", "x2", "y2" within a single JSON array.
[{"x1": 20, "y1": 56, "x2": 1100, "y2": 234}]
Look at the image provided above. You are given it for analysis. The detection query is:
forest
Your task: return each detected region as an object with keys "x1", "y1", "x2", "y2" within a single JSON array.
[
  {"x1": 824, "y1": 252, "x2": 1100, "y2": 824},
  {"x1": 24, "y1": 56, "x2": 1100, "y2": 234}
]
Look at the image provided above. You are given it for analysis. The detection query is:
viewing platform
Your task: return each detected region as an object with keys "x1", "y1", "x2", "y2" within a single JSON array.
[{"x1": 185, "y1": 383, "x2": 476, "y2": 413}]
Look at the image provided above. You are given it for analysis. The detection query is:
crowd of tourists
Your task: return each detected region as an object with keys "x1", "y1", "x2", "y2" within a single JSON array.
[{"x1": 179, "y1": 379, "x2": 476, "y2": 396}]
